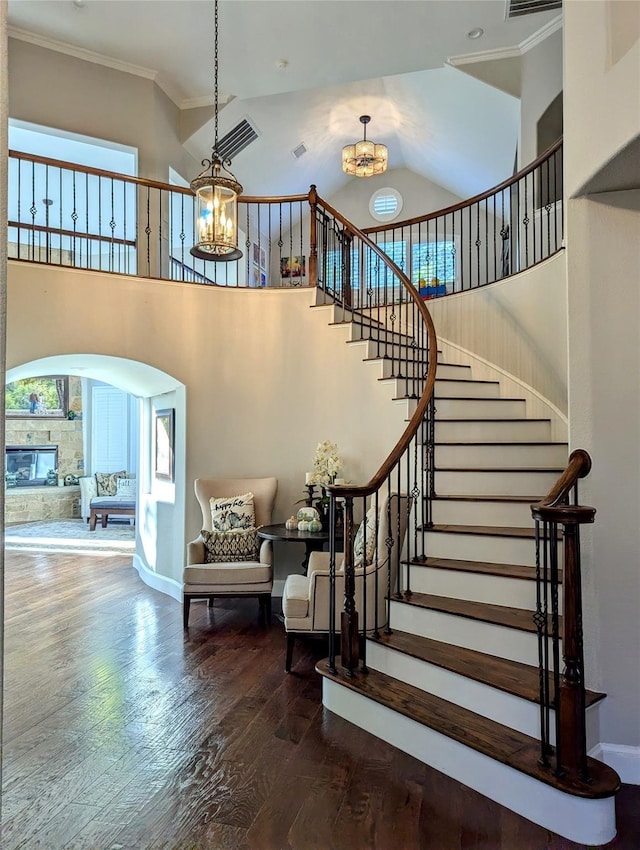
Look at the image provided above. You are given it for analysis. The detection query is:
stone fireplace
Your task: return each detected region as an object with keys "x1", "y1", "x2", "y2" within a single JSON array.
[
  {"x1": 6, "y1": 445, "x2": 59, "y2": 487},
  {"x1": 5, "y1": 377, "x2": 84, "y2": 523}
]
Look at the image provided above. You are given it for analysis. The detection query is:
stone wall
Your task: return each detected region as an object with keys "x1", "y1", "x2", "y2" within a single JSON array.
[
  {"x1": 5, "y1": 376, "x2": 84, "y2": 478},
  {"x1": 5, "y1": 376, "x2": 84, "y2": 522},
  {"x1": 5, "y1": 484, "x2": 80, "y2": 523}
]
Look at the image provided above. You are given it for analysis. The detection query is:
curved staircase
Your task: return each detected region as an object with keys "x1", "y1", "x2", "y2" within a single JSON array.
[{"x1": 313, "y1": 305, "x2": 620, "y2": 845}]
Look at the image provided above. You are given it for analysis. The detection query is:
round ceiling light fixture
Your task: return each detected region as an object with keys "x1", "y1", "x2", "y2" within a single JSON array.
[
  {"x1": 467, "y1": 27, "x2": 484, "y2": 40},
  {"x1": 342, "y1": 115, "x2": 388, "y2": 178}
]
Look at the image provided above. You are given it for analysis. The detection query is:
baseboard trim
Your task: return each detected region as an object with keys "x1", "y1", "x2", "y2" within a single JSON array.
[
  {"x1": 133, "y1": 555, "x2": 182, "y2": 602},
  {"x1": 590, "y1": 743, "x2": 640, "y2": 785}
]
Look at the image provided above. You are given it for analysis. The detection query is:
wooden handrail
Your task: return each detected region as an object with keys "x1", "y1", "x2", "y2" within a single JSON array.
[
  {"x1": 316, "y1": 194, "x2": 438, "y2": 501},
  {"x1": 9, "y1": 149, "x2": 310, "y2": 205},
  {"x1": 362, "y1": 138, "x2": 563, "y2": 235},
  {"x1": 531, "y1": 448, "x2": 592, "y2": 513}
]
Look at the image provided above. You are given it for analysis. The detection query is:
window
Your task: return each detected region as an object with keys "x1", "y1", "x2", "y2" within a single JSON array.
[
  {"x1": 369, "y1": 188, "x2": 403, "y2": 223},
  {"x1": 6, "y1": 376, "x2": 69, "y2": 419},
  {"x1": 411, "y1": 241, "x2": 456, "y2": 289}
]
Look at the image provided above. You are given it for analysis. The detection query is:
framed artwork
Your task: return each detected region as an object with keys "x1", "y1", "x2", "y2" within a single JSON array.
[
  {"x1": 260, "y1": 271, "x2": 267, "y2": 287},
  {"x1": 260, "y1": 246, "x2": 266, "y2": 269},
  {"x1": 252, "y1": 264, "x2": 260, "y2": 287},
  {"x1": 280, "y1": 255, "x2": 306, "y2": 278},
  {"x1": 155, "y1": 408, "x2": 175, "y2": 482},
  {"x1": 252, "y1": 242, "x2": 260, "y2": 265},
  {"x1": 6, "y1": 376, "x2": 70, "y2": 419}
]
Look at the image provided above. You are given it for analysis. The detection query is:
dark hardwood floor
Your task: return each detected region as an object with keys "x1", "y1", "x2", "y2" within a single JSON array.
[{"x1": 1, "y1": 549, "x2": 638, "y2": 849}]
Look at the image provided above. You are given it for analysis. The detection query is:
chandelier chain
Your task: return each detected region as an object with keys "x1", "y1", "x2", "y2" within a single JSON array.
[{"x1": 214, "y1": 0, "x2": 219, "y2": 153}]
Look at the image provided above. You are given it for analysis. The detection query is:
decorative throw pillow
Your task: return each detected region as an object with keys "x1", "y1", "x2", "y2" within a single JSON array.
[
  {"x1": 353, "y1": 505, "x2": 378, "y2": 567},
  {"x1": 115, "y1": 477, "x2": 136, "y2": 499},
  {"x1": 95, "y1": 470, "x2": 126, "y2": 496},
  {"x1": 202, "y1": 528, "x2": 259, "y2": 563},
  {"x1": 209, "y1": 493, "x2": 255, "y2": 532}
]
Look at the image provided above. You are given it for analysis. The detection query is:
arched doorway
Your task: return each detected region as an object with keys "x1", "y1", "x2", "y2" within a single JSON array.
[{"x1": 6, "y1": 354, "x2": 186, "y2": 601}]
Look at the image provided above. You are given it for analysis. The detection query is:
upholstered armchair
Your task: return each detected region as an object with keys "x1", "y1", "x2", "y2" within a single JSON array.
[
  {"x1": 282, "y1": 491, "x2": 412, "y2": 672},
  {"x1": 183, "y1": 476, "x2": 278, "y2": 629}
]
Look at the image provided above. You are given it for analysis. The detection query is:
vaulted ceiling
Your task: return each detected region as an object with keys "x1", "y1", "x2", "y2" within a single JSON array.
[{"x1": 7, "y1": 0, "x2": 562, "y2": 200}]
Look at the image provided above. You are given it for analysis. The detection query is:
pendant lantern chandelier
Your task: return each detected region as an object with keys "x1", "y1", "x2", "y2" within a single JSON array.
[
  {"x1": 191, "y1": 0, "x2": 243, "y2": 261},
  {"x1": 342, "y1": 115, "x2": 388, "y2": 178}
]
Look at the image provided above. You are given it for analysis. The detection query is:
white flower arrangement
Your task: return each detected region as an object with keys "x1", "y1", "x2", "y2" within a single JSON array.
[{"x1": 310, "y1": 440, "x2": 343, "y2": 487}]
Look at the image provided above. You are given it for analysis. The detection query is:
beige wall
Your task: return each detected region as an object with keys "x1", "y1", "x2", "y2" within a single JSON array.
[
  {"x1": 564, "y1": 0, "x2": 640, "y2": 763},
  {"x1": 519, "y1": 28, "x2": 563, "y2": 167},
  {"x1": 8, "y1": 38, "x2": 199, "y2": 183},
  {"x1": 428, "y1": 252, "x2": 568, "y2": 414},
  {"x1": 564, "y1": 0, "x2": 640, "y2": 197},
  {"x1": 565, "y1": 192, "x2": 640, "y2": 754},
  {"x1": 328, "y1": 167, "x2": 463, "y2": 231},
  {"x1": 7, "y1": 261, "x2": 411, "y2": 588}
]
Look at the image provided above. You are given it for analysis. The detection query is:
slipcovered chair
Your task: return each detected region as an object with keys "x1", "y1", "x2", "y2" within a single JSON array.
[
  {"x1": 183, "y1": 476, "x2": 278, "y2": 629},
  {"x1": 282, "y1": 491, "x2": 412, "y2": 672}
]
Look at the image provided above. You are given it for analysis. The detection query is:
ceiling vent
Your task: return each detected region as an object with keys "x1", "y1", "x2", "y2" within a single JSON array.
[
  {"x1": 292, "y1": 143, "x2": 308, "y2": 160},
  {"x1": 217, "y1": 118, "x2": 258, "y2": 162},
  {"x1": 506, "y1": 0, "x2": 562, "y2": 18}
]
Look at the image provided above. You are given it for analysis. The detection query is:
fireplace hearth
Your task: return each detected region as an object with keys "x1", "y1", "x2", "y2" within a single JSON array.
[{"x1": 6, "y1": 445, "x2": 58, "y2": 487}]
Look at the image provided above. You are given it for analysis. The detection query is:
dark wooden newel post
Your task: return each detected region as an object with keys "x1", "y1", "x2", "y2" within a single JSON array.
[
  {"x1": 308, "y1": 184, "x2": 317, "y2": 288},
  {"x1": 341, "y1": 497, "x2": 359, "y2": 675},
  {"x1": 557, "y1": 505, "x2": 595, "y2": 782}
]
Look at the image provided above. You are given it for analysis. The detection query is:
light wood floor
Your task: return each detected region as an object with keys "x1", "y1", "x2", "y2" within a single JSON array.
[{"x1": 2, "y1": 549, "x2": 639, "y2": 849}]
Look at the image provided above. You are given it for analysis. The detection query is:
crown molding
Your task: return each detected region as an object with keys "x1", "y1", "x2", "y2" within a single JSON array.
[
  {"x1": 180, "y1": 95, "x2": 215, "y2": 111},
  {"x1": 518, "y1": 15, "x2": 563, "y2": 54},
  {"x1": 448, "y1": 14, "x2": 562, "y2": 67},
  {"x1": 448, "y1": 45, "x2": 520, "y2": 67},
  {"x1": 8, "y1": 26, "x2": 159, "y2": 82}
]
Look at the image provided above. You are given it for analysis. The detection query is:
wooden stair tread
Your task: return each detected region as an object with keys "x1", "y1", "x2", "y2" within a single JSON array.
[
  {"x1": 396, "y1": 591, "x2": 550, "y2": 634},
  {"x1": 426, "y1": 524, "x2": 543, "y2": 539},
  {"x1": 436, "y1": 466, "x2": 564, "y2": 473},
  {"x1": 317, "y1": 664, "x2": 619, "y2": 799},
  {"x1": 437, "y1": 441, "x2": 568, "y2": 448},
  {"x1": 435, "y1": 396, "x2": 526, "y2": 402},
  {"x1": 434, "y1": 417, "x2": 551, "y2": 423},
  {"x1": 371, "y1": 630, "x2": 604, "y2": 707},
  {"x1": 433, "y1": 494, "x2": 544, "y2": 503},
  {"x1": 407, "y1": 555, "x2": 546, "y2": 581},
  {"x1": 435, "y1": 378, "x2": 499, "y2": 386}
]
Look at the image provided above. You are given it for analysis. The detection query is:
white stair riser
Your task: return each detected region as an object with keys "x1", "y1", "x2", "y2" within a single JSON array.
[
  {"x1": 435, "y1": 380, "x2": 500, "y2": 399},
  {"x1": 390, "y1": 599, "x2": 541, "y2": 665},
  {"x1": 322, "y1": 680, "x2": 616, "y2": 847},
  {"x1": 431, "y1": 498, "x2": 534, "y2": 527},
  {"x1": 372, "y1": 359, "x2": 430, "y2": 380},
  {"x1": 433, "y1": 363, "x2": 472, "y2": 380},
  {"x1": 424, "y1": 530, "x2": 539, "y2": 566},
  {"x1": 358, "y1": 339, "x2": 429, "y2": 362},
  {"x1": 435, "y1": 398, "x2": 527, "y2": 419},
  {"x1": 401, "y1": 564, "x2": 550, "y2": 610},
  {"x1": 350, "y1": 325, "x2": 415, "y2": 346},
  {"x1": 435, "y1": 420, "x2": 552, "y2": 443},
  {"x1": 435, "y1": 468, "x2": 559, "y2": 496},
  {"x1": 366, "y1": 639, "x2": 550, "y2": 740},
  {"x1": 436, "y1": 443, "x2": 568, "y2": 469}
]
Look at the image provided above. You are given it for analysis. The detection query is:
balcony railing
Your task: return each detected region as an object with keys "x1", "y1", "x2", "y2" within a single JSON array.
[{"x1": 8, "y1": 141, "x2": 563, "y2": 298}]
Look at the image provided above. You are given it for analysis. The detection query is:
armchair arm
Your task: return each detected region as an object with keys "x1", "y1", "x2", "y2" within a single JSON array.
[
  {"x1": 187, "y1": 535, "x2": 205, "y2": 565},
  {"x1": 79, "y1": 476, "x2": 97, "y2": 520},
  {"x1": 259, "y1": 538, "x2": 273, "y2": 566}
]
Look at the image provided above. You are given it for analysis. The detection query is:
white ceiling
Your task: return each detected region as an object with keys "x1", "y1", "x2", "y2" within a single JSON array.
[{"x1": 7, "y1": 0, "x2": 562, "y2": 200}]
